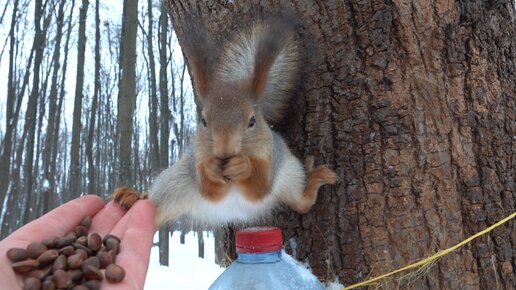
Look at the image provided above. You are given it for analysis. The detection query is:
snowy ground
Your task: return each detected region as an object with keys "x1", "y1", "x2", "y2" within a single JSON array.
[
  {"x1": 145, "y1": 231, "x2": 224, "y2": 289},
  {"x1": 143, "y1": 231, "x2": 345, "y2": 290}
]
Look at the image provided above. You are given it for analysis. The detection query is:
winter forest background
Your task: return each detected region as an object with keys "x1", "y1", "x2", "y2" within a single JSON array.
[{"x1": 0, "y1": 0, "x2": 197, "y2": 260}]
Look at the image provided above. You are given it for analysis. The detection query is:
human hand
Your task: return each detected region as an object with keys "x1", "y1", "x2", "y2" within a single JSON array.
[{"x1": 0, "y1": 194, "x2": 156, "y2": 290}]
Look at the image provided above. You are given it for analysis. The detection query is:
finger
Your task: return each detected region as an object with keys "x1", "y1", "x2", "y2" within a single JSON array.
[
  {"x1": 108, "y1": 200, "x2": 155, "y2": 246},
  {"x1": 5, "y1": 195, "x2": 105, "y2": 244},
  {"x1": 100, "y1": 200, "x2": 156, "y2": 289},
  {"x1": 89, "y1": 201, "x2": 127, "y2": 236}
]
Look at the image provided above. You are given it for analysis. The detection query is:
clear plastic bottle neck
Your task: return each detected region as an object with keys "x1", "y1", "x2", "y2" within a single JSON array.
[{"x1": 236, "y1": 249, "x2": 282, "y2": 264}]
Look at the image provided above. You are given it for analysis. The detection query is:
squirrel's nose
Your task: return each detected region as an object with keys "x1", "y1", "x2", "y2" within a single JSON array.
[
  {"x1": 213, "y1": 147, "x2": 234, "y2": 160},
  {"x1": 213, "y1": 135, "x2": 240, "y2": 159}
]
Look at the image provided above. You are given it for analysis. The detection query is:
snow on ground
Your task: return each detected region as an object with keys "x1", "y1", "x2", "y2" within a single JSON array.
[
  {"x1": 326, "y1": 281, "x2": 346, "y2": 290},
  {"x1": 145, "y1": 231, "x2": 224, "y2": 289},
  {"x1": 143, "y1": 231, "x2": 346, "y2": 290}
]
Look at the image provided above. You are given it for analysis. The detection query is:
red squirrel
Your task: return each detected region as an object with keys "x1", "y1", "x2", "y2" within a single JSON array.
[{"x1": 113, "y1": 14, "x2": 337, "y2": 228}]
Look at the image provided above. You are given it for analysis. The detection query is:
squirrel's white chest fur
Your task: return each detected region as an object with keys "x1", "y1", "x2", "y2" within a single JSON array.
[
  {"x1": 189, "y1": 185, "x2": 279, "y2": 224},
  {"x1": 149, "y1": 141, "x2": 306, "y2": 227},
  {"x1": 186, "y1": 152, "x2": 305, "y2": 225}
]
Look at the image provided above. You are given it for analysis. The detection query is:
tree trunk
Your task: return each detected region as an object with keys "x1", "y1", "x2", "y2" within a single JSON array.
[
  {"x1": 42, "y1": 0, "x2": 66, "y2": 214},
  {"x1": 86, "y1": 0, "x2": 100, "y2": 194},
  {"x1": 157, "y1": 2, "x2": 172, "y2": 266},
  {"x1": 197, "y1": 231, "x2": 204, "y2": 259},
  {"x1": 69, "y1": 0, "x2": 89, "y2": 195},
  {"x1": 0, "y1": 10, "x2": 37, "y2": 236},
  {"x1": 33, "y1": 46, "x2": 53, "y2": 218},
  {"x1": 117, "y1": 0, "x2": 139, "y2": 187},
  {"x1": 51, "y1": 0, "x2": 76, "y2": 206},
  {"x1": 167, "y1": 1, "x2": 516, "y2": 289},
  {"x1": 21, "y1": 0, "x2": 46, "y2": 225},
  {"x1": 178, "y1": 63, "x2": 186, "y2": 155},
  {"x1": 159, "y1": 2, "x2": 170, "y2": 170},
  {"x1": 30, "y1": 0, "x2": 56, "y2": 220},
  {"x1": 146, "y1": 0, "x2": 160, "y2": 175},
  {"x1": 170, "y1": 62, "x2": 186, "y2": 158},
  {"x1": 0, "y1": 0, "x2": 20, "y2": 215},
  {"x1": 0, "y1": 0, "x2": 21, "y2": 239}
]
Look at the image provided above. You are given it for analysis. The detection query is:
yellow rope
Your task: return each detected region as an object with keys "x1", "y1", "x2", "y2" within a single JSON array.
[{"x1": 344, "y1": 211, "x2": 516, "y2": 289}]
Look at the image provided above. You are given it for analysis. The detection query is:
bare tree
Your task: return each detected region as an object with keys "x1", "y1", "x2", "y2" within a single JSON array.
[
  {"x1": 146, "y1": 0, "x2": 160, "y2": 175},
  {"x1": 0, "y1": 0, "x2": 12, "y2": 28},
  {"x1": 95, "y1": 18, "x2": 119, "y2": 196},
  {"x1": 41, "y1": 0, "x2": 67, "y2": 214},
  {"x1": 68, "y1": 0, "x2": 89, "y2": 195},
  {"x1": 143, "y1": 0, "x2": 170, "y2": 266},
  {"x1": 0, "y1": 1, "x2": 38, "y2": 237},
  {"x1": 0, "y1": 0, "x2": 21, "y2": 211},
  {"x1": 158, "y1": 1, "x2": 170, "y2": 171},
  {"x1": 21, "y1": 0, "x2": 46, "y2": 224},
  {"x1": 86, "y1": 0, "x2": 101, "y2": 194},
  {"x1": 117, "y1": 0, "x2": 139, "y2": 187},
  {"x1": 52, "y1": 0, "x2": 76, "y2": 204},
  {"x1": 0, "y1": 0, "x2": 25, "y2": 239}
]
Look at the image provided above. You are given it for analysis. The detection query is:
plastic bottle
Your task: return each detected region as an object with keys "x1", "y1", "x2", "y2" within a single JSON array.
[{"x1": 209, "y1": 227, "x2": 326, "y2": 290}]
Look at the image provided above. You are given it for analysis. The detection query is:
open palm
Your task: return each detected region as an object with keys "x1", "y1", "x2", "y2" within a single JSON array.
[{"x1": 0, "y1": 195, "x2": 156, "y2": 290}]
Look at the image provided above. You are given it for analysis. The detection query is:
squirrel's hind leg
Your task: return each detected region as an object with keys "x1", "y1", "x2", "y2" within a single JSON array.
[
  {"x1": 301, "y1": 157, "x2": 338, "y2": 211},
  {"x1": 282, "y1": 156, "x2": 338, "y2": 214},
  {"x1": 110, "y1": 187, "x2": 148, "y2": 209}
]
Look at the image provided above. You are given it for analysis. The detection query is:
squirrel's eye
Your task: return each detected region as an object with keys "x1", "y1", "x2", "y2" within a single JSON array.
[
  {"x1": 201, "y1": 117, "x2": 207, "y2": 127},
  {"x1": 248, "y1": 116, "x2": 256, "y2": 128}
]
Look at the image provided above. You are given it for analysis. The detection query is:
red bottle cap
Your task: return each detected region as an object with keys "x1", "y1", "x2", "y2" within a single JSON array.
[{"x1": 236, "y1": 227, "x2": 283, "y2": 253}]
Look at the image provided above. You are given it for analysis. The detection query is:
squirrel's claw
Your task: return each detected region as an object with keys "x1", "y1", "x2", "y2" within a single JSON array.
[{"x1": 110, "y1": 187, "x2": 147, "y2": 209}]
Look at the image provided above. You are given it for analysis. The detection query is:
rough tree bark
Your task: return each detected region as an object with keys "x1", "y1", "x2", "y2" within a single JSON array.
[
  {"x1": 158, "y1": 1, "x2": 171, "y2": 267},
  {"x1": 159, "y1": 1, "x2": 170, "y2": 172},
  {"x1": 51, "y1": 0, "x2": 76, "y2": 204},
  {"x1": 87, "y1": 0, "x2": 101, "y2": 194},
  {"x1": 117, "y1": 0, "x2": 139, "y2": 187},
  {"x1": 0, "y1": 0, "x2": 20, "y2": 213},
  {"x1": 21, "y1": 0, "x2": 46, "y2": 224},
  {"x1": 1, "y1": 9, "x2": 37, "y2": 237},
  {"x1": 29, "y1": 0, "x2": 58, "y2": 221},
  {"x1": 69, "y1": 0, "x2": 89, "y2": 195},
  {"x1": 167, "y1": 1, "x2": 515, "y2": 289},
  {"x1": 0, "y1": 0, "x2": 22, "y2": 239},
  {"x1": 42, "y1": 0, "x2": 66, "y2": 214},
  {"x1": 146, "y1": 0, "x2": 160, "y2": 175}
]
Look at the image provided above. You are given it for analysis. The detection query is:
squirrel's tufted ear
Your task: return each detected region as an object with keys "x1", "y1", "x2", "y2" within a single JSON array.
[
  {"x1": 215, "y1": 11, "x2": 301, "y2": 124},
  {"x1": 180, "y1": 14, "x2": 218, "y2": 99},
  {"x1": 249, "y1": 16, "x2": 298, "y2": 100}
]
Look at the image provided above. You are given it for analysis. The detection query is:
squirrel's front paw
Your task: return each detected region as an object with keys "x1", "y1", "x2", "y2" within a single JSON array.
[
  {"x1": 223, "y1": 154, "x2": 251, "y2": 182},
  {"x1": 111, "y1": 187, "x2": 147, "y2": 209},
  {"x1": 203, "y1": 156, "x2": 226, "y2": 183}
]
